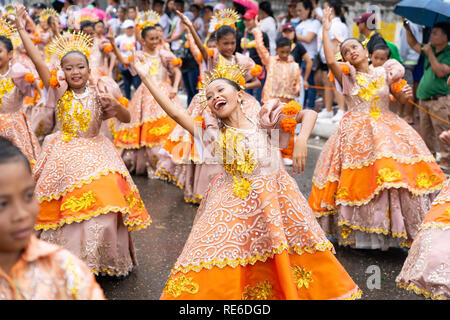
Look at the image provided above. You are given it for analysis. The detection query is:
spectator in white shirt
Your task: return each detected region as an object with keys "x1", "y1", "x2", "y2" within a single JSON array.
[
  {"x1": 316, "y1": 0, "x2": 349, "y2": 122},
  {"x1": 296, "y1": 0, "x2": 322, "y2": 110},
  {"x1": 108, "y1": 5, "x2": 127, "y2": 36},
  {"x1": 258, "y1": 1, "x2": 278, "y2": 55}
]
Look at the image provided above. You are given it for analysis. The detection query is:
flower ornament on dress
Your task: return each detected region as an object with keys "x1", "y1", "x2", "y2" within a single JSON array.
[
  {"x1": 198, "y1": 62, "x2": 246, "y2": 107},
  {"x1": 47, "y1": 30, "x2": 94, "y2": 61},
  {"x1": 211, "y1": 9, "x2": 240, "y2": 31},
  {"x1": 39, "y1": 8, "x2": 60, "y2": 24},
  {"x1": 0, "y1": 18, "x2": 20, "y2": 48},
  {"x1": 135, "y1": 10, "x2": 160, "y2": 30}
]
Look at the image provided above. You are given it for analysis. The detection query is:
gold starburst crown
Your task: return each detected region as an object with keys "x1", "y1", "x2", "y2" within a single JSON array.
[
  {"x1": 39, "y1": 8, "x2": 60, "y2": 24},
  {"x1": 212, "y1": 9, "x2": 240, "y2": 31},
  {"x1": 0, "y1": 18, "x2": 20, "y2": 48},
  {"x1": 47, "y1": 31, "x2": 93, "y2": 60},
  {"x1": 135, "y1": 10, "x2": 160, "y2": 30},
  {"x1": 4, "y1": 4, "x2": 15, "y2": 17},
  {"x1": 198, "y1": 62, "x2": 246, "y2": 106}
]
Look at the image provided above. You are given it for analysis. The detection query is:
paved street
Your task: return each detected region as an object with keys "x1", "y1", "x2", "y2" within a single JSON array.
[{"x1": 96, "y1": 141, "x2": 425, "y2": 300}]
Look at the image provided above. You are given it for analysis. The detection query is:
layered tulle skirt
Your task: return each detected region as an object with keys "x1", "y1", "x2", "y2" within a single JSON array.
[
  {"x1": 160, "y1": 170, "x2": 361, "y2": 300},
  {"x1": 308, "y1": 110, "x2": 445, "y2": 250}
]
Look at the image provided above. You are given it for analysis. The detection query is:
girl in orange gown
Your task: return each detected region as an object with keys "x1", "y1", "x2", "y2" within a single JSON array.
[
  {"x1": 308, "y1": 8, "x2": 445, "y2": 250},
  {"x1": 110, "y1": 12, "x2": 184, "y2": 178},
  {"x1": 0, "y1": 19, "x2": 41, "y2": 167},
  {"x1": 132, "y1": 50, "x2": 361, "y2": 299},
  {"x1": 16, "y1": 6, "x2": 150, "y2": 277},
  {"x1": 156, "y1": 9, "x2": 262, "y2": 205}
]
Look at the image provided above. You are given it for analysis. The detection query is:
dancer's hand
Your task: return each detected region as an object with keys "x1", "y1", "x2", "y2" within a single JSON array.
[
  {"x1": 292, "y1": 135, "x2": 307, "y2": 175},
  {"x1": 168, "y1": 87, "x2": 177, "y2": 99},
  {"x1": 440, "y1": 130, "x2": 450, "y2": 147},
  {"x1": 99, "y1": 93, "x2": 120, "y2": 117},
  {"x1": 14, "y1": 3, "x2": 27, "y2": 31},
  {"x1": 322, "y1": 7, "x2": 333, "y2": 31},
  {"x1": 399, "y1": 84, "x2": 413, "y2": 103},
  {"x1": 175, "y1": 10, "x2": 193, "y2": 29}
]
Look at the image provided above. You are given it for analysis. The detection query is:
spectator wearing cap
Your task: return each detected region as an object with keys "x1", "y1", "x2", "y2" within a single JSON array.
[
  {"x1": 236, "y1": 9, "x2": 270, "y2": 102},
  {"x1": 354, "y1": 12, "x2": 386, "y2": 55},
  {"x1": 281, "y1": 22, "x2": 313, "y2": 98},
  {"x1": 278, "y1": 1, "x2": 301, "y2": 29},
  {"x1": 295, "y1": 0, "x2": 321, "y2": 110},
  {"x1": 114, "y1": 19, "x2": 142, "y2": 100},
  {"x1": 258, "y1": 1, "x2": 278, "y2": 55},
  {"x1": 405, "y1": 21, "x2": 450, "y2": 169}
]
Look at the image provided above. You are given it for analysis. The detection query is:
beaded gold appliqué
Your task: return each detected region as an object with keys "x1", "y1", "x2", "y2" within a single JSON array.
[
  {"x1": 0, "y1": 77, "x2": 14, "y2": 105},
  {"x1": 242, "y1": 280, "x2": 273, "y2": 300},
  {"x1": 292, "y1": 265, "x2": 313, "y2": 289},
  {"x1": 163, "y1": 275, "x2": 199, "y2": 298},
  {"x1": 217, "y1": 127, "x2": 257, "y2": 200},
  {"x1": 125, "y1": 192, "x2": 145, "y2": 211},
  {"x1": 57, "y1": 90, "x2": 92, "y2": 142},
  {"x1": 376, "y1": 168, "x2": 401, "y2": 185},
  {"x1": 60, "y1": 191, "x2": 96, "y2": 212}
]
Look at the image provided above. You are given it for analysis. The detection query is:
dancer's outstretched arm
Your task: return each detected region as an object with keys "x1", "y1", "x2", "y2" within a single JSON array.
[
  {"x1": 15, "y1": 4, "x2": 51, "y2": 88},
  {"x1": 292, "y1": 109, "x2": 317, "y2": 174},
  {"x1": 322, "y1": 7, "x2": 343, "y2": 86},
  {"x1": 132, "y1": 50, "x2": 195, "y2": 136}
]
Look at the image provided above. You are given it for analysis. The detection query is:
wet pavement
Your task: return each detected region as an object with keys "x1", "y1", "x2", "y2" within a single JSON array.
[{"x1": 96, "y1": 144, "x2": 425, "y2": 300}]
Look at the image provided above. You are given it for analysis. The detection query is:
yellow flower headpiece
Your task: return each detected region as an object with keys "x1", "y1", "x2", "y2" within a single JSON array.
[
  {"x1": 0, "y1": 18, "x2": 20, "y2": 48},
  {"x1": 198, "y1": 62, "x2": 246, "y2": 106},
  {"x1": 135, "y1": 10, "x2": 160, "y2": 30},
  {"x1": 211, "y1": 9, "x2": 240, "y2": 31},
  {"x1": 39, "y1": 8, "x2": 60, "y2": 24},
  {"x1": 47, "y1": 31, "x2": 93, "y2": 61}
]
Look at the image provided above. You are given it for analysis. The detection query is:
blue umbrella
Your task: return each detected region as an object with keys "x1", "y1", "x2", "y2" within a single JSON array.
[{"x1": 394, "y1": 0, "x2": 450, "y2": 27}]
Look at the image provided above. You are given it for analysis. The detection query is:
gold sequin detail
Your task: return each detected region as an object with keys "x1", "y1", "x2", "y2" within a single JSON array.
[
  {"x1": 163, "y1": 275, "x2": 199, "y2": 298},
  {"x1": 218, "y1": 127, "x2": 257, "y2": 199},
  {"x1": 292, "y1": 265, "x2": 314, "y2": 289},
  {"x1": 57, "y1": 90, "x2": 92, "y2": 142},
  {"x1": 357, "y1": 76, "x2": 384, "y2": 101},
  {"x1": 60, "y1": 191, "x2": 96, "y2": 212},
  {"x1": 0, "y1": 77, "x2": 15, "y2": 105},
  {"x1": 335, "y1": 187, "x2": 349, "y2": 199},
  {"x1": 369, "y1": 96, "x2": 381, "y2": 120},
  {"x1": 416, "y1": 173, "x2": 439, "y2": 189},
  {"x1": 376, "y1": 168, "x2": 401, "y2": 185},
  {"x1": 125, "y1": 192, "x2": 145, "y2": 211},
  {"x1": 148, "y1": 124, "x2": 171, "y2": 136},
  {"x1": 242, "y1": 280, "x2": 273, "y2": 300}
]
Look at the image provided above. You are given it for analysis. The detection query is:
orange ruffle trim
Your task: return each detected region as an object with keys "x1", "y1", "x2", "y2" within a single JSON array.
[
  {"x1": 309, "y1": 157, "x2": 445, "y2": 215},
  {"x1": 422, "y1": 201, "x2": 450, "y2": 229},
  {"x1": 35, "y1": 172, "x2": 151, "y2": 232},
  {"x1": 161, "y1": 249, "x2": 361, "y2": 300},
  {"x1": 114, "y1": 116, "x2": 178, "y2": 149}
]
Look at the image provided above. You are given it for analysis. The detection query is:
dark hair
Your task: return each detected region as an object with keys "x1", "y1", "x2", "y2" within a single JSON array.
[
  {"x1": 324, "y1": 0, "x2": 346, "y2": 23},
  {"x1": 259, "y1": 1, "x2": 274, "y2": 17},
  {"x1": 80, "y1": 20, "x2": 94, "y2": 32},
  {"x1": 372, "y1": 44, "x2": 390, "y2": 57},
  {"x1": 216, "y1": 25, "x2": 236, "y2": 42},
  {"x1": 0, "y1": 137, "x2": 31, "y2": 173},
  {"x1": 202, "y1": 5, "x2": 213, "y2": 14},
  {"x1": 47, "y1": 15, "x2": 53, "y2": 26},
  {"x1": 153, "y1": 0, "x2": 164, "y2": 5},
  {"x1": 207, "y1": 33, "x2": 216, "y2": 44},
  {"x1": 276, "y1": 37, "x2": 292, "y2": 49},
  {"x1": 61, "y1": 51, "x2": 90, "y2": 67},
  {"x1": 0, "y1": 35, "x2": 14, "y2": 52},
  {"x1": 174, "y1": 0, "x2": 184, "y2": 5},
  {"x1": 433, "y1": 22, "x2": 450, "y2": 41},
  {"x1": 190, "y1": 4, "x2": 200, "y2": 12},
  {"x1": 233, "y1": 2, "x2": 247, "y2": 16},
  {"x1": 141, "y1": 25, "x2": 157, "y2": 39},
  {"x1": 94, "y1": 20, "x2": 105, "y2": 27},
  {"x1": 154, "y1": 23, "x2": 162, "y2": 28},
  {"x1": 300, "y1": 0, "x2": 313, "y2": 19}
]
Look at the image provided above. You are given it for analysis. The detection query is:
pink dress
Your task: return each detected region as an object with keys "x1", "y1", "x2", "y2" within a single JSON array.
[
  {"x1": 0, "y1": 62, "x2": 41, "y2": 165},
  {"x1": 156, "y1": 49, "x2": 261, "y2": 204},
  {"x1": 308, "y1": 59, "x2": 446, "y2": 250},
  {"x1": 160, "y1": 100, "x2": 361, "y2": 300},
  {"x1": 396, "y1": 178, "x2": 450, "y2": 299},
  {"x1": 114, "y1": 49, "x2": 184, "y2": 178},
  {"x1": 34, "y1": 73, "x2": 151, "y2": 277}
]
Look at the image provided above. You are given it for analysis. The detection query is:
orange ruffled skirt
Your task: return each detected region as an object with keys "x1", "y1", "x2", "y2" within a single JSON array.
[
  {"x1": 160, "y1": 170, "x2": 361, "y2": 300},
  {"x1": 309, "y1": 111, "x2": 445, "y2": 249}
]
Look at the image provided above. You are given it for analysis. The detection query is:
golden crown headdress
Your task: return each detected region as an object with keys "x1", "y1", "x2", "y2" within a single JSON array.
[
  {"x1": 212, "y1": 9, "x2": 240, "y2": 31},
  {"x1": 135, "y1": 10, "x2": 160, "y2": 30},
  {"x1": 4, "y1": 4, "x2": 15, "y2": 17},
  {"x1": 0, "y1": 18, "x2": 20, "y2": 48},
  {"x1": 79, "y1": 11, "x2": 99, "y2": 23},
  {"x1": 198, "y1": 62, "x2": 246, "y2": 106},
  {"x1": 39, "y1": 8, "x2": 59, "y2": 24},
  {"x1": 47, "y1": 31, "x2": 93, "y2": 60}
]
